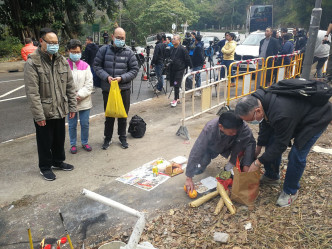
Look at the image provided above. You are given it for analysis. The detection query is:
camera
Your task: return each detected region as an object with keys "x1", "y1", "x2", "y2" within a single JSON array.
[
  {"x1": 322, "y1": 40, "x2": 330, "y2": 45},
  {"x1": 146, "y1": 45, "x2": 153, "y2": 56}
]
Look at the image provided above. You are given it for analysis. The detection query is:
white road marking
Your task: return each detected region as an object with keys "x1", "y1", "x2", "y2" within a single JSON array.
[
  {"x1": 0, "y1": 95, "x2": 26, "y2": 102},
  {"x1": 0, "y1": 85, "x2": 25, "y2": 98},
  {"x1": 1, "y1": 97, "x2": 154, "y2": 144},
  {"x1": 0, "y1": 79, "x2": 24, "y2": 84}
]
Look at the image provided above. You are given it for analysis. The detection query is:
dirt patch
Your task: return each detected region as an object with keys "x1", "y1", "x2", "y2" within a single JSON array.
[{"x1": 83, "y1": 126, "x2": 332, "y2": 249}]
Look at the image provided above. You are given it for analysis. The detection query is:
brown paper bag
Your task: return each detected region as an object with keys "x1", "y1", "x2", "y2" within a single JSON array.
[{"x1": 231, "y1": 168, "x2": 261, "y2": 209}]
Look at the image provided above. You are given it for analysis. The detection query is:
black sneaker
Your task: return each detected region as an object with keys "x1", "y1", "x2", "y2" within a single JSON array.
[
  {"x1": 40, "y1": 170, "x2": 56, "y2": 181},
  {"x1": 119, "y1": 138, "x2": 129, "y2": 149},
  {"x1": 102, "y1": 138, "x2": 112, "y2": 150},
  {"x1": 52, "y1": 162, "x2": 74, "y2": 171}
]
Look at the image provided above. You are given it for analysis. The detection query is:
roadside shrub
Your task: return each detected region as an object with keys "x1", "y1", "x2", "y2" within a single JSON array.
[{"x1": 0, "y1": 36, "x2": 23, "y2": 58}]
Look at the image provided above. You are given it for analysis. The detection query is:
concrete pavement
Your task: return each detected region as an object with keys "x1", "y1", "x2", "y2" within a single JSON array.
[{"x1": 0, "y1": 94, "x2": 228, "y2": 249}]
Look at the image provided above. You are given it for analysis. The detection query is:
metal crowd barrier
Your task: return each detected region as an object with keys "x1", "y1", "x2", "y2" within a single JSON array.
[
  {"x1": 176, "y1": 52, "x2": 304, "y2": 140},
  {"x1": 176, "y1": 65, "x2": 227, "y2": 140},
  {"x1": 265, "y1": 51, "x2": 302, "y2": 87},
  {"x1": 226, "y1": 57, "x2": 265, "y2": 105}
]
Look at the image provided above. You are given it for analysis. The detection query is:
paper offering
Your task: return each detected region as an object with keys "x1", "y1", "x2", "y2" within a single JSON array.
[{"x1": 116, "y1": 157, "x2": 187, "y2": 191}]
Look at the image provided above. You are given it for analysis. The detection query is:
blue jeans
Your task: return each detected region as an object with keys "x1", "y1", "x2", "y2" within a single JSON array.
[
  {"x1": 192, "y1": 66, "x2": 202, "y2": 87},
  {"x1": 264, "y1": 130, "x2": 324, "y2": 195},
  {"x1": 68, "y1": 109, "x2": 90, "y2": 146},
  {"x1": 155, "y1": 63, "x2": 164, "y2": 91},
  {"x1": 220, "y1": 60, "x2": 234, "y2": 83}
]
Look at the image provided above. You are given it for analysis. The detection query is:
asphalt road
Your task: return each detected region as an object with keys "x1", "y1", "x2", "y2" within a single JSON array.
[{"x1": 0, "y1": 67, "x2": 160, "y2": 143}]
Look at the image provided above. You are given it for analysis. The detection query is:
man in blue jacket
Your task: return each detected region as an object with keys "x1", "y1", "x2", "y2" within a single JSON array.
[
  {"x1": 191, "y1": 35, "x2": 205, "y2": 95},
  {"x1": 94, "y1": 27, "x2": 139, "y2": 150}
]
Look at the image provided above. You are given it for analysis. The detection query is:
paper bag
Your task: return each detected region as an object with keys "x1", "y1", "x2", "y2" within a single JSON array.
[
  {"x1": 105, "y1": 80, "x2": 127, "y2": 118},
  {"x1": 231, "y1": 168, "x2": 260, "y2": 209}
]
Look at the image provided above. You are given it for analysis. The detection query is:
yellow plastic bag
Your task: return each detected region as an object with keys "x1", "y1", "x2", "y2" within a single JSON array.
[{"x1": 105, "y1": 80, "x2": 128, "y2": 118}]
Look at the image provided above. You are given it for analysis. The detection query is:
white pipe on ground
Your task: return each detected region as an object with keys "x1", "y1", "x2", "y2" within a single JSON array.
[
  {"x1": 82, "y1": 189, "x2": 141, "y2": 218},
  {"x1": 82, "y1": 189, "x2": 153, "y2": 249}
]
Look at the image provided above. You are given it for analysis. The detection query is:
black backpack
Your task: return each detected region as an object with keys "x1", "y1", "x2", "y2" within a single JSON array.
[
  {"x1": 128, "y1": 115, "x2": 146, "y2": 138},
  {"x1": 266, "y1": 78, "x2": 332, "y2": 106}
]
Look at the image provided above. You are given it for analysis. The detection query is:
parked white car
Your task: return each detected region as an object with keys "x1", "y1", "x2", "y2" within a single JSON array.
[{"x1": 233, "y1": 31, "x2": 265, "y2": 72}]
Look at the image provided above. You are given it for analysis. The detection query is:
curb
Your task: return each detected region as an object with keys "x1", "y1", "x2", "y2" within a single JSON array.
[{"x1": 0, "y1": 61, "x2": 25, "y2": 73}]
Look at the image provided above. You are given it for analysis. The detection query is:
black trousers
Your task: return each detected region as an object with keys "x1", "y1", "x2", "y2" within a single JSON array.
[
  {"x1": 102, "y1": 89, "x2": 130, "y2": 140},
  {"x1": 170, "y1": 69, "x2": 185, "y2": 100},
  {"x1": 34, "y1": 118, "x2": 66, "y2": 171}
]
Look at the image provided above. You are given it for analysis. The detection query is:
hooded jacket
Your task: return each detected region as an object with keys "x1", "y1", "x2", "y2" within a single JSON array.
[
  {"x1": 151, "y1": 40, "x2": 166, "y2": 66},
  {"x1": 24, "y1": 48, "x2": 77, "y2": 122},
  {"x1": 185, "y1": 118, "x2": 256, "y2": 178},
  {"x1": 67, "y1": 59, "x2": 93, "y2": 111},
  {"x1": 191, "y1": 41, "x2": 204, "y2": 67},
  {"x1": 252, "y1": 88, "x2": 332, "y2": 165},
  {"x1": 93, "y1": 44, "x2": 139, "y2": 92}
]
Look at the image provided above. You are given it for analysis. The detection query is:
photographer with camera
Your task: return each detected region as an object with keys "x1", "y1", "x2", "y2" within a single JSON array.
[
  {"x1": 151, "y1": 34, "x2": 166, "y2": 93},
  {"x1": 169, "y1": 34, "x2": 192, "y2": 107},
  {"x1": 182, "y1": 32, "x2": 192, "y2": 51}
]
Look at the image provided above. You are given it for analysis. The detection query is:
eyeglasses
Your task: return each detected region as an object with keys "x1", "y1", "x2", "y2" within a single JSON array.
[{"x1": 42, "y1": 37, "x2": 59, "y2": 45}]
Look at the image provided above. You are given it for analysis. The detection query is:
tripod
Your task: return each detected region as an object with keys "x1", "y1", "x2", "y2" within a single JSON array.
[
  {"x1": 205, "y1": 42, "x2": 215, "y2": 83},
  {"x1": 137, "y1": 46, "x2": 166, "y2": 99}
]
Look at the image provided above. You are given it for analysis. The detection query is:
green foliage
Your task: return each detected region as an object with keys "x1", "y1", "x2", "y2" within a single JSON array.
[
  {"x1": 120, "y1": 0, "x2": 198, "y2": 45},
  {"x1": 0, "y1": 36, "x2": 22, "y2": 57}
]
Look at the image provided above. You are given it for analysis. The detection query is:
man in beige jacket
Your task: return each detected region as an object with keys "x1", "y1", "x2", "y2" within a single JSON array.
[{"x1": 24, "y1": 28, "x2": 77, "y2": 181}]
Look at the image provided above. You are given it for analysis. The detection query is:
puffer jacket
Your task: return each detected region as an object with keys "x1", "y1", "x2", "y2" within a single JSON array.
[
  {"x1": 24, "y1": 48, "x2": 77, "y2": 122},
  {"x1": 21, "y1": 43, "x2": 37, "y2": 61},
  {"x1": 93, "y1": 44, "x2": 139, "y2": 92},
  {"x1": 221, "y1": 40, "x2": 237, "y2": 60},
  {"x1": 67, "y1": 59, "x2": 93, "y2": 111}
]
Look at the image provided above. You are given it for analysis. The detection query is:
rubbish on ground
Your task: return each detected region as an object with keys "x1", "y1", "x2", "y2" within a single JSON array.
[
  {"x1": 217, "y1": 182, "x2": 236, "y2": 214},
  {"x1": 82, "y1": 189, "x2": 157, "y2": 249},
  {"x1": 8, "y1": 205, "x2": 14, "y2": 211},
  {"x1": 189, "y1": 190, "x2": 219, "y2": 207},
  {"x1": 213, "y1": 232, "x2": 229, "y2": 243},
  {"x1": 244, "y1": 222, "x2": 252, "y2": 230},
  {"x1": 312, "y1": 146, "x2": 332, "y2": 155}
]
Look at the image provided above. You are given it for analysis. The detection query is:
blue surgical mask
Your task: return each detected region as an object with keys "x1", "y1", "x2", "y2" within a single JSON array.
[
  {"x1": 46, "y1": 44, "x2": 59, "y2": 54},
  {"x1": 249, "y1": 111, "x2": 264, "y2": 125},
  {"x1": 114, "y1": 38, "x2": 125, "y2": 47},
  {"x1": 70, "y1": 53, "x2": 81, "y2": 62}
]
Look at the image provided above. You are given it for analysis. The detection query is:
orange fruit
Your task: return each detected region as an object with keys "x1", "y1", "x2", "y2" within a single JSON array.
[
  {"x1": 188, "y1": 190, "x2": 198, "y2": 199},
  {"x1": 184, "y1": 185, "x2": 187, "y2": 192}
]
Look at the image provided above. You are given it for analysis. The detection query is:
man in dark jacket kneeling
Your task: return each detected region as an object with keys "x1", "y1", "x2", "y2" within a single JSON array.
[
  {"x1": 184, "y1": 111, "x2": 256, "y2": 194},
  {"x1": 235, "y1": 89, "x2": 332, "y2": 207},
  {"x1": 94, "y1": 27, "x2": 139, "y2": 150}
]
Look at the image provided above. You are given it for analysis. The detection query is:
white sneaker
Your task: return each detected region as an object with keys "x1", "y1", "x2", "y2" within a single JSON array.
[
  {"x1": 170, "y1": 100, "x2": 177, "y2": 107},
  {"x1": 194, "y1": 91, "x2": 201, "y2": 97}
]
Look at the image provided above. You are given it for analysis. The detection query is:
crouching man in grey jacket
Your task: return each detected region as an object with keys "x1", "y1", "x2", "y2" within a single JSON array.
[
  {"x1": 184, "y1": 111, "x2": 256, "y2": 194},
  {"x1": 24, "y1": 27, "x2": 77, "y2": 181}
]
